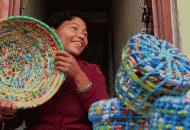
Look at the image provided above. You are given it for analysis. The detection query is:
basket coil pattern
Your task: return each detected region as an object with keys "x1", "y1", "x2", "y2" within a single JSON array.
[
  {"x1": 117, "y1": 33, "x2": 190, "y2": 115},
  {"x1": 149, "y1": 96, "x2": 190, "y2": 130},
  {"x1": 88, "y1": 98, "x2": 150, "y2": 130},
  {"x1": 0, "y1": 16, "x2": 65, "y2": 108}
]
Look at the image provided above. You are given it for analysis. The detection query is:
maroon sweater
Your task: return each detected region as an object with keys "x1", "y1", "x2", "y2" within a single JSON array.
[{"x1": 7, "y1": 59, "x2": 109, "y2": 130}]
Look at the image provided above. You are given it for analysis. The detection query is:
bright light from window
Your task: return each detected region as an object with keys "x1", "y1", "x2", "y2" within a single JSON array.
[{"x1": 177, "y1": 0, "x2": 190, "y2": 58}]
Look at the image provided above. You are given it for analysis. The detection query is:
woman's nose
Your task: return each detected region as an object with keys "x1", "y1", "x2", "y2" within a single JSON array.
[{"x1": 77, "y1": 31, "x2": 86, "y2": 39}]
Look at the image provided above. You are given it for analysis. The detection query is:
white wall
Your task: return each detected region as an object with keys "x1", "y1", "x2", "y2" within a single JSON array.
[
  {"x1": 112, "y1": 0, "x2": 144, "y2": 74},
  {"x1": 177, "y1": 0, "x2": 190, "y2": 58}
]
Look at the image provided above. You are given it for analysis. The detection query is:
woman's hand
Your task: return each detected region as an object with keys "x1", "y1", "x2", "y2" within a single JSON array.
[
  {"x1": 54, "y1": 50, "x2": 83, "y2": 78},
  {"x1": 0, "y1": 99, "x2": 17, "y2": 117},
  {"x1": 54, "y1": 50, "x2": 90, "y2": 91}
]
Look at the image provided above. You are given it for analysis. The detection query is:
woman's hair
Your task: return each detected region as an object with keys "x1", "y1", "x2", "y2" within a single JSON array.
[{"x1": 47, "y1": 10, "x2": 89, "y2": 29}]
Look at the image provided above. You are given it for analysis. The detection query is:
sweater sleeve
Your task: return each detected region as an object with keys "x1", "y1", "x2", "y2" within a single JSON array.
[{"x1": 79, "y1": 63, "x2": 109, "y2": 111}]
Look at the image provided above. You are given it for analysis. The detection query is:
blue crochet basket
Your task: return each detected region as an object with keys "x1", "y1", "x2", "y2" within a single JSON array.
[
  {"x1": 149, "y1": 96, "x2": 190, "y2": 130},
  {"x1": 115, "y1": 64, "x2": 158, "y2": 116},
  {"x1": 116, "y1": 33, "x2": 190, "y2": 116},
  {"x1": 88, "y1": 98, "x2": 150, "y2": 130}
]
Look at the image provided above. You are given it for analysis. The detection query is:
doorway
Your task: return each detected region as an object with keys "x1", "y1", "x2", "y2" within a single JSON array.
[{"x1": 39, "y1": 0, "x2": 114, "y2": 96}]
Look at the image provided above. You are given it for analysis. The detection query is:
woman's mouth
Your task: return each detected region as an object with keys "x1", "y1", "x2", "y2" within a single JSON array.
[
  {"x1": 72, "y1": 41, "x2": 82, "y2": 49},
  {"x1": 74, "y1": 41, "x2": 82, "y2": 46}
]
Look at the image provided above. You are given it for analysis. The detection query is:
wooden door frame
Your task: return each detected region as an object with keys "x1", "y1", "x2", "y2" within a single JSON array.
[{"x1": 145, "y1": 0, "x2": 173, "y2": 44}]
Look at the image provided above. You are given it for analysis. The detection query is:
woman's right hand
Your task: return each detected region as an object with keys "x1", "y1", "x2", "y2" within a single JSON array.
[{"x1": 0, "y1": 99, "x2": 17, "y2": 117}]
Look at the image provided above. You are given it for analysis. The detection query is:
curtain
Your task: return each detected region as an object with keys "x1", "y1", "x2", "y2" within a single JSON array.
[
  {"x1": 0, "y1": 0, "x2": 22, "y2": 129},
  {"x1": 0, "y1": 0, "x2": 22, "y2": 19},
  {"x1": 152, "y1": 0, "x2": 173, "y2": 44}
]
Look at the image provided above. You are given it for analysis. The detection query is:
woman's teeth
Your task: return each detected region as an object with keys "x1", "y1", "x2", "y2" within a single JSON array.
[{"x1": 75, "y1": 42, "x2": 82, "y2": 46}]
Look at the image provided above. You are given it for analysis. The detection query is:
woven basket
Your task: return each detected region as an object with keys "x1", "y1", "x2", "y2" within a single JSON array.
[
  {"x1": 116, "y1": 33, "x2": 190, "y2": 115},
  {"x1": 0, "y1": 16, "x2": 65, "y2": 108},
  {"x1": 149, "y1": 96, "x2": 190, "y2": 130},
  {"x1": 88, "y1": 98, "x2": 150, "y2": 130},
  {"x1": 115, "y1": 64, "x2": 159, "y2": 116}
]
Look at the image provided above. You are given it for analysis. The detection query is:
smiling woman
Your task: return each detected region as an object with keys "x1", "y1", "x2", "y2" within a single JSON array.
[
  {"x1": 53, "y1": 16, "x2": 88, "y2": 57},
  {"x1": 1, "y1": 10, "x2": 109, "y2": 130}
]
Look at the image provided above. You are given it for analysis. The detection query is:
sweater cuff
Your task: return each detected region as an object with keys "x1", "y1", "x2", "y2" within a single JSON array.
[
  {"x1": 77, "y1": 81, "x2": 93, "y2": 93},
  {"x1": 79, "y1": 83, "x2": 94, "y2": 99},
  {"x1": 79, "y1": 79, "x2": 108, "y2": 100}
]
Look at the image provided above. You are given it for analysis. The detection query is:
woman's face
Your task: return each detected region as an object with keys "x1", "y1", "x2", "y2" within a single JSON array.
[{"x1": 55, "y1": 17, "x2": 88, "y2": 57}]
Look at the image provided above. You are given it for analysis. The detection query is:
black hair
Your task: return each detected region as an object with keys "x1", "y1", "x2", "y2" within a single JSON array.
[{"x1": 47, "y1": 10, "x2": 89, "y2": 29}]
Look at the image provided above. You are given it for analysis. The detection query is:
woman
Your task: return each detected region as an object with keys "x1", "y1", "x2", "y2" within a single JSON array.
[{"x1": 0, "y1": 10, "x2": 109, "y2": 130}]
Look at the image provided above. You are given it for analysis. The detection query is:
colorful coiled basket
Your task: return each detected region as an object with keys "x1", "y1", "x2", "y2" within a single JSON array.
[
  {"x1": 0, "y1": 16, "x2": 65, "y2": 108},
  {"x1": 149, "y1": 96, "x2": 190, "y2": 130},
  {"x1": 115, "y1": 63, "x2": 158, "y2": 116},
  {"x1": 88, "y1": 98, "x2": 150, "y2": 130},
  {"x1": 116, "y1": 33, "x2": 190, "y2": 115}
]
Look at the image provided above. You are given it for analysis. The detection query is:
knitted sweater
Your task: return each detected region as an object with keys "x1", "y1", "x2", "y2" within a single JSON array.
[{"x1": 7, "y1": 59, "x2": 109, "y2": 130}]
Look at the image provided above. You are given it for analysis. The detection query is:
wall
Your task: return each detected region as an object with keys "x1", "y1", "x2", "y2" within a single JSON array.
[
  {"x1": 112, "y1": 0, "x2": 144, "y2": 74},
  {"x1": 21, "y1": 0, "x2": 45, "y2": 21},
  {"x1": 176, "y1": 0, "x2": 190, "y2": 58}
]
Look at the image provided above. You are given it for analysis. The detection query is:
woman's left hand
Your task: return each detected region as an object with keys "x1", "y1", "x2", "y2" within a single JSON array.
[{"x1": 54, "y1": 50, "x2": 82, "y2": 78}]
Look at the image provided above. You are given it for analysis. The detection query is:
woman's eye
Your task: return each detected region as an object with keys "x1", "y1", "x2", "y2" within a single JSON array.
[
  {"x1": 71, "y1": 27, "x2": 77, "y2": 30},
  {"x1": 84, "y1": 33, "x2": 88, "y2": 37}
]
